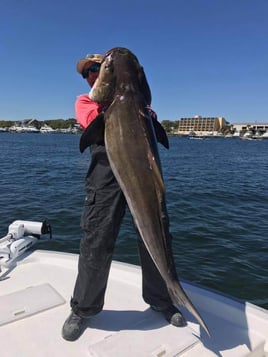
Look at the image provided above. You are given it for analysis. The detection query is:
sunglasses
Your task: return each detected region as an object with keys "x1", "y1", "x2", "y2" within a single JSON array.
[{"x1": 82, "y1": 63, "x2": 101, "y2": 78}]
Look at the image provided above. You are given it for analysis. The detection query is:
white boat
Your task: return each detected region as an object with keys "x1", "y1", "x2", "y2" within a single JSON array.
[
  {"x1": 261, "y1": 131, "x2": 268, "y2": 139},
  {"x1": 57, "y1": 126, "x2": 81, "y2": 134},
  {"x1": 241, "y1": 132, "x2": 254, "y2": 140},
  {"x1": 40, "y1": 124, "x2": 56, "y2": 133},
  {"x1": 189, "y1": 136, "x2": 205, "y2": 140},
  {"x1": 20, "y1": 125, "x2": 40, "y2": 133},
  {"x1": 8, "y1": 122, "x2": 40, "y2": 133},
  {"x1": 224, "y1": 133, "x2": 240, "y2": 138},
  {"x1": 8, "y1": 124, "x2": 24, "y2": 133},
  {"x1": 1, "y1": 221, "x2": 268, "y2": 357}
]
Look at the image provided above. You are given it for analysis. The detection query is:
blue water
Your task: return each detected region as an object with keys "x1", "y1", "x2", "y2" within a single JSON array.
[{"x1": 1, "y1": 133, "x2": 267, "y2": 309}]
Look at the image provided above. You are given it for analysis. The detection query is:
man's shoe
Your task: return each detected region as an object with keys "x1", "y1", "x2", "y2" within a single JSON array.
[
  {"x1": 151, "y1": 305, "x2": 187, "y2": 327},
  {"x1": 62, "y1": 311, "x2": 88, "y2": 341}
]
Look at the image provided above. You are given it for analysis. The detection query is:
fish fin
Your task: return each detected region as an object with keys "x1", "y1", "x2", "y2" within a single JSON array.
[
  {"x1": 168, "y1": 280, "x2": 210, "y2": 337},
  {"x1": 79, "y1": 113, "x2": 105, "y2": 153},
  {"x1": 152, "y1": 120, "x2": 169, "y2": 149}
]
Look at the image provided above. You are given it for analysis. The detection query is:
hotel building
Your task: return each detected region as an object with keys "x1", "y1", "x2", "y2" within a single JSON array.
[{"x1": 176, "y1": 115, "x2": 228, "y2": 135}]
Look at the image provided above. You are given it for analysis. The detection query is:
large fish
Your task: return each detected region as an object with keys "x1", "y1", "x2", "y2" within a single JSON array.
[{"x1": 80, "y1": 47, "x2": 209, "y2": 336}]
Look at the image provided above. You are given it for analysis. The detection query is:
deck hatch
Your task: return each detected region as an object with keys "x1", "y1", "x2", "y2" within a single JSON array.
[{"x1": 0, "y1": 283, "x2": 65, "y2": 326}]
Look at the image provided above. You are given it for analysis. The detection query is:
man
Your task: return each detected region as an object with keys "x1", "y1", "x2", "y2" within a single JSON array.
[{"x1": 62, "y1": 53, "x2": 185, "y2": 342}]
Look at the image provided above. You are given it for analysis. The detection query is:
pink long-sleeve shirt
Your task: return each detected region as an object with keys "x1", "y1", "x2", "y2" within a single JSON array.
[
  {"x1": 75, "y1": 94, "x2": 103, "y2": 130},
  {"x1": 75, "y1": 94, "x2": 158, "y2": 130}
]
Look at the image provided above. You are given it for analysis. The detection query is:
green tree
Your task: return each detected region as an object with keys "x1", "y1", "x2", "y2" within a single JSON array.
[
  {"x1": 161, "y1": 120, "x2": 176, "y2": 134},
  {"x1": 0, "y1": 120, "x2": 13, "y2": 128}
]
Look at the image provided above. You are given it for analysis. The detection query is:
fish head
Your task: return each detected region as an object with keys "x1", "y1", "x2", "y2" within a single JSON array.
[
  {"x1": 89, "y1": 47, "x2": 151, "y2": 105},
  {"x1": 89, "y1": 51, "x2": 115, "y2": 105}
]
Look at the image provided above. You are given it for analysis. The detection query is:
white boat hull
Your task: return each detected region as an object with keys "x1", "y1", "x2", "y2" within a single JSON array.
[{"x1": 0, "y1": 250, "x2": 267, "y2": 357}]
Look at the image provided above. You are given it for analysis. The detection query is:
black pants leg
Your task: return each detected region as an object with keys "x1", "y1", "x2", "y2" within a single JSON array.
[{"x1": 71, "y1": 145, "x2": 126, "y2": 317}]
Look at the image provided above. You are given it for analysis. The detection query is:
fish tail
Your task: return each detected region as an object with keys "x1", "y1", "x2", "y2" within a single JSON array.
[{"x1": 168, "y1": 281, "x2": 210, "y2": 337}]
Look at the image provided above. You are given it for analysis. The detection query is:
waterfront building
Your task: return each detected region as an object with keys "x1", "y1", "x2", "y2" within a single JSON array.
[
  {"x1": 231, "y1": 123, "x2": 268, "y2": 135},
  {"x1": 176, "y1": 115, "x2": 227, "y2": 136}
]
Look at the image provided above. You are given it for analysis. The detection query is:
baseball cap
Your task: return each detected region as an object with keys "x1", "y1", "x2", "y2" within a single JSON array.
[{"x1": 76, "y1": 53, "x2": 104, "y2": 74}]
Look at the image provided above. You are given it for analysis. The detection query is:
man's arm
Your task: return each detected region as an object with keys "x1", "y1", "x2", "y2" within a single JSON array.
[{"x1": 75, "y1": 94, "x2": 103, "y2": 129}]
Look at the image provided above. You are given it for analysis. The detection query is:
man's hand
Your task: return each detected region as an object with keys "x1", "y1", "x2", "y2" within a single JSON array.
[{"x1": 146, "y1": 105, "x2": 158, "y2": 121}]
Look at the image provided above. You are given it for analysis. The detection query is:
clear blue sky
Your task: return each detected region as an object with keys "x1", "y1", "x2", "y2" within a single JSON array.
[{"x1": 1, "y1": 0, "x2": 267, "y2": 124}]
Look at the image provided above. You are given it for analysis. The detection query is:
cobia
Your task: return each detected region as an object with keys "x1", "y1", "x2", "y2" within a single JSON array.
[{"x1": 80, "y1": 47, "x2": 210, "y2": 336}]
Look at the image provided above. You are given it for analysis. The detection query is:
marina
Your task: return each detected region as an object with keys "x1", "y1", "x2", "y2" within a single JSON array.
[
  {"x1": 0, "y1": 120, "x2": 81, "y2": 134},
  {"x1": 1, "y1": 119, "x2": 268, "y2": 139},
  {"x1": 1, "y1": 125, "x2": 268, "y2": 139}
]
